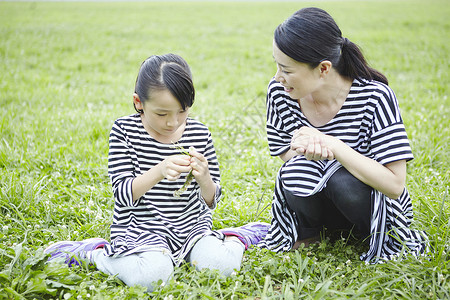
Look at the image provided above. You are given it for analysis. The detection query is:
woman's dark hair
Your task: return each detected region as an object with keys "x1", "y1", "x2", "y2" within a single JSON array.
[
  {"x1": 134, "y1": 53, "x2": 195, "y2": 113},
  {"x1": 274, "y1": 7, "x2": 388, "y2": 84}
]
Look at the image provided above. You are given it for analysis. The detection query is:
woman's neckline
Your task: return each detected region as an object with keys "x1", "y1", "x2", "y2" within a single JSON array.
[{"x1": 297, "y1": 79, "x2": 354, "y2": 128}]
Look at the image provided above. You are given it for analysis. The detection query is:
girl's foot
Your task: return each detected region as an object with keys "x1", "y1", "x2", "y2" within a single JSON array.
[
  {"x1": 44, "y1": 238, "x2": 109, "y2": 266},
  {"x1": 219, "y1": 222, "x2": 270, "y2": 249}
]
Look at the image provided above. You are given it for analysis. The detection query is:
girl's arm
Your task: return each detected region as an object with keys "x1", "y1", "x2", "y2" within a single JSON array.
[
  {"x1": 189, "y1": 147, "x2": 216, "y2": 207},
  {"x1": 131, "y1": 155, "x2": 191, "y2": 201}
]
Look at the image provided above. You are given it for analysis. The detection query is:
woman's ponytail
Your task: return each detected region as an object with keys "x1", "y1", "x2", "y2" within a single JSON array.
[{"x1": 337, "y1": 37, "x2": 388, "y2": 85}]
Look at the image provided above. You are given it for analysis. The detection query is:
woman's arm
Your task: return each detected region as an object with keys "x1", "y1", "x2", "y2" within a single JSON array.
[
  {"x1": 293, "y1": 127, "x2": 406, "y2": 199},
  {"x1": 328, "y1": 137, "x2": 406, "y2": 199}
]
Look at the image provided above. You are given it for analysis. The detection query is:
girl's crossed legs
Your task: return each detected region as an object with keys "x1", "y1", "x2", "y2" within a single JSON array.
[{"x1": 91, "y1": 235, "x2": 245, "y2": 292}]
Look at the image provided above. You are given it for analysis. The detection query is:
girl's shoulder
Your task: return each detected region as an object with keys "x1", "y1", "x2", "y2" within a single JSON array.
[
  {"x1": 113, "y1": 113, "x2": 141, "y2": 126},
  {"x1": 185, "y1": 117, "x2": 211, "y2": 134}
]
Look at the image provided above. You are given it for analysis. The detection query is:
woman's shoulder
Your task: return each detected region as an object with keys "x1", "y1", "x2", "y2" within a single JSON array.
[
  {"x1": 352, "y1": 78, "x2": 401, "y2": 119},
  {"x1": 352, "y1": 78, "x2": 394, "y2": 97},
  {"x1": 267, "y1": 77, "x2": 286, "y2": 96},
  {"x1": 266, "y1": 77, "x2": 296, "y2": 107}
]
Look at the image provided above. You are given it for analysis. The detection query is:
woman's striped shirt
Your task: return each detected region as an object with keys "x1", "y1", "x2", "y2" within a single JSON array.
[
  {"x1": 104, "y1": 114, "x2": 222, "y2": 264},
  {"x1": 257, "y1": 78, "x2": 429, "y2": 263}
]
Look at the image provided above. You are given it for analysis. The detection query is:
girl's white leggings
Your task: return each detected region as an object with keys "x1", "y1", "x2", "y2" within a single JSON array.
[{"x1": 91, "y1": 235, "x2": 245, "y2": 292}]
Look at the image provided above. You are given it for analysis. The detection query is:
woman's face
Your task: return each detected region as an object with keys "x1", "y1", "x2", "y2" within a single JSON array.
[
  {"x1": 272, "y1": 41, "x2": 321, "y2": 100},
  {"x1": 134, "y1": 89, "x2": 189, "y2": 141}
]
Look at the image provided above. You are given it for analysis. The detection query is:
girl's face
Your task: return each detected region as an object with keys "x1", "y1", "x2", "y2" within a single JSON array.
[
  {"x1": 134, "y1": 89, "x2": 189, "y2": 142},
  {"x1": 272, "y1": 41, "x2": 321, "y2": 100}
]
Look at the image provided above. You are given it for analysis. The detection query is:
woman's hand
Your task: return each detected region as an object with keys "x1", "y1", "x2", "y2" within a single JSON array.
[{"x1": 291, "y1": 127, "x2": 335, "y2": 161}]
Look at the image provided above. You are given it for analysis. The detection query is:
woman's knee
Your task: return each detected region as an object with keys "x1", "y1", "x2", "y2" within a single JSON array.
[
  {"x1": 326, "y1": 168, "x2": 372, "y2": 206},
  {"x1": 189, "y1": 235, "x2": 244, "y2": 276}
]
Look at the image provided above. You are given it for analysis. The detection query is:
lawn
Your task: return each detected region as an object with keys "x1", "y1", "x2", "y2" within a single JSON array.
[{"x1": 0, "y1": 0, "x2": 449, "y2": 299}]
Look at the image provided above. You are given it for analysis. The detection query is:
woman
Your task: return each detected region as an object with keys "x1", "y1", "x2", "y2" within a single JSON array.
[{"x1": 257, "y1": 7, "x2": 429, "y2": 263}]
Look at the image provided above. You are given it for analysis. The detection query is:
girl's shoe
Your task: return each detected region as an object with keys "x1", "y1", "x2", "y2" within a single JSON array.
[
  {"x1": 44, "y1": 238, "x2": 109, "y2": 266},
  {"x1": 219, "y1": 222, "x2": 270, "y2": 249}
]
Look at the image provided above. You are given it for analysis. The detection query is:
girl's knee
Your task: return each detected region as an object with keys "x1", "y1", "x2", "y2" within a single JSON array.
[
  {"x1": 189, "y1": 236, "x2": 244, "y2": 277},
  {"x1": 103, "y1": 251, "x2": 174, "y2": 292}
]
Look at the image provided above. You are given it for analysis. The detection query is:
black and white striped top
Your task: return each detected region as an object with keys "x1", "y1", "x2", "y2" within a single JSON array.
[
  {"x1": 258, "y1": 78, "x2": 429, "y2": 263},
  {"x1": 104, "y1": 114, "x2": 222, "y2": 264}
]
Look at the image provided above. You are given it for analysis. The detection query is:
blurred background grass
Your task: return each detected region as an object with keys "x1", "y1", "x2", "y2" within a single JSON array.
[{"x1": 0, "y1": 0, "x2": 448, "y2": 267}]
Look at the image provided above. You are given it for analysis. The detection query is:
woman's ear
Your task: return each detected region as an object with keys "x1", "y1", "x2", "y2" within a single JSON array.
[
  {"x1": 318, "y1": 60, "x2": 332, "y2": 77},
  {"x1": 133, "y1": 93, "x2": 143, "y2": 112}
]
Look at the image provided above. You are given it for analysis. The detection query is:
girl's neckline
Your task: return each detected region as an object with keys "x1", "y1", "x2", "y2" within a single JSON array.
[{"x1": 137, "y1": 114, "x2": 190, "y2": 145}]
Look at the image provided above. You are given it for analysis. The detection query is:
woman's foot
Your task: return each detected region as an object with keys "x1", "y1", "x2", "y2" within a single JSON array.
[{"x1": 292, "y1": 236, "x2": 321, "y2": 250}]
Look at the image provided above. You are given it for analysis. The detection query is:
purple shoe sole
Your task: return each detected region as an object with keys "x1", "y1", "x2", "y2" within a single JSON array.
[
  {"x1": 44, "y1": 238, "x2": 109, "y2": 266},
  {"x1": 219, "y1": 222, "x2": 270, "y2": 249}
]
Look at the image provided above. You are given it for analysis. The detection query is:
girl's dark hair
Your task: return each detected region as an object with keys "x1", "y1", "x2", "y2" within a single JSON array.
[
  {"x1": 274, "y1": 7, "x2": 388, "y2": 84},
  {"x1": 134, "y1": 53, "x2": 195, "y2": 113}
]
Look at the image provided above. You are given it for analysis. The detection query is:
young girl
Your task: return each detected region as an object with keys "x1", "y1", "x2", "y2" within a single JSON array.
[
  {"x1": 257, "y1": 7, "x2": 429, "y2": 263},
  {"x1": 45, "y1": 54, "x2": 269, "y2": 291}
]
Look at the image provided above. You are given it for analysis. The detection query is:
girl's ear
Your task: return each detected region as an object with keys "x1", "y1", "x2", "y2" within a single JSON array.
[{"x1": 133, "y1": 93, "x2": 144, "y2": 111}]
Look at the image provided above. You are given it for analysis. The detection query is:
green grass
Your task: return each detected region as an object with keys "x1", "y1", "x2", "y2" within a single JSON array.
[{"x1": 0, "y1": 0, "x2": 449, "y2": 299}]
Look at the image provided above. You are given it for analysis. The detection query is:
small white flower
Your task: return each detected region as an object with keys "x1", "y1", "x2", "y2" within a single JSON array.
[
  {"x1": 89, "y1": 285, "x2": 95, "y2": 290},
  {"x1": 298, "y1": 278, "x2": 304, "y2": 284},
  {"x1": 345, "y1": 259, "x2": 351, "y2": 265}
]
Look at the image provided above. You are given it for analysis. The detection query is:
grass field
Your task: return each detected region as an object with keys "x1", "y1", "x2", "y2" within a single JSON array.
[{"x1": 0, "y1": 0, "x2": 449, "y2": 299}]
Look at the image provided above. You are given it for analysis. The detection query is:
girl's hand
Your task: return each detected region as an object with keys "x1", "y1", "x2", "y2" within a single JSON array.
[
  {"x1": 291, "y1": 127, "x2": 335, "y2": 161},
  {"x1": 188, "y1": 147, "x2": 211, "y2": 185},
  {"x1": 160, "y1": 155, "x2": 191, "y2": 181}
]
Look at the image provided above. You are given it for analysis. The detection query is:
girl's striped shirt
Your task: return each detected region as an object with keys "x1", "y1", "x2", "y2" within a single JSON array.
[{"x1": 104, "y1": 114, "x2": 222, "y2": 264}]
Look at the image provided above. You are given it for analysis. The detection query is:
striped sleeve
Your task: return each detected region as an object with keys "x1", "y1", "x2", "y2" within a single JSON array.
[
  {"x1": 370, "y1": 83, "x2": 414, "y2": 165},
  {"x1": 108, "y1": 120, "x2": 137, "y2": 207},
  {"x1": 266, "y1": 79, "x2": 294, "y2": 156},
  {"x1": 200, "y1": 131, "x2": 222, "y2": 209}
]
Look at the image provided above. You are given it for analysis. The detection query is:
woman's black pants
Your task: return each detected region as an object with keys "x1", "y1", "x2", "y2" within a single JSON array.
[{"x1": 284, "y1": 167, "x2": 372, "y2": 241}]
